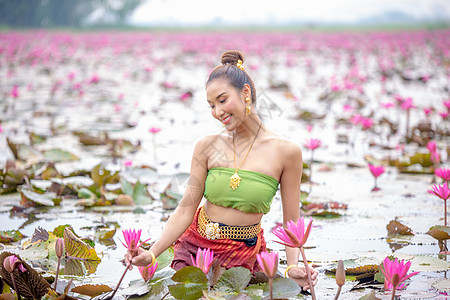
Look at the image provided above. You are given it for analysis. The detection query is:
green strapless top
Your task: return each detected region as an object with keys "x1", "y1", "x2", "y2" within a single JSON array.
[{"x1": 204, "y1": 167, "x2": 279, "y2": 214}]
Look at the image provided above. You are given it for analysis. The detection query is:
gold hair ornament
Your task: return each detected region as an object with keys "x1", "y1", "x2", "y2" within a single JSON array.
[{"x1": 236, "y1": 59, "x2": 245, "y2": 71}]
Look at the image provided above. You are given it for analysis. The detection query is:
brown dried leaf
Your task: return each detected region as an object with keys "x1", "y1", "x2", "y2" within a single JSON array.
[
  {"x1": 71, "y1": 284, "x2": 112, "y2": 297},
  {"x1": 386, "y1": 220, "x2": 414, "y2": 235},
  {"x1": 345, "y1": 264, "x2": 379, "y2": 275}
]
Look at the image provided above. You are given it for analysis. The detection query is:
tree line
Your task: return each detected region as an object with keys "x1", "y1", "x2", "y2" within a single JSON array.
[{"x1": 0, "y1": 0, "x2": 144, "y2": 28}]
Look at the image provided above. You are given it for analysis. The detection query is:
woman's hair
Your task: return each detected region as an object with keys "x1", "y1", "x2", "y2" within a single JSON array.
[{"x1": 206, "y1": 50, "x2": 257, "y2": 106}]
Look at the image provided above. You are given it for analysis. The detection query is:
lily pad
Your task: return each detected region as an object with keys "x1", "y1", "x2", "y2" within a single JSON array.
[
  {"x1": 168, "y1": 266, "x2": 208, "y2": 300},
  {"x1": 71, "y1": 284, "x2": 112, "y2": 297},
  {"x1": 427, "y1": 225, "x2": 450, "y2": 241},
  {"x1": 410, "y1": 255, "x2": 450, "y2": 272},
  {"x1": 263, "y1": 278, "x2": 301, "y2": 299},
  {"x1": 43, "y1": 149, "x2": 79, "y2": 162},
  {"x1": 0, "y1": 230, "x2": 25, "y2": 243},
  {"x1": 386, "y1": 220, "x2": 414, "y2": 235},
  {"x1": 18, "y1": 188, "x2": 57, "y2": 207},
  {"x1": 215, "y1": 267, "x2": 251, "y2": 293},
  {"x1": 431, "y1": 278, "x2": 450, "y2": 293}
]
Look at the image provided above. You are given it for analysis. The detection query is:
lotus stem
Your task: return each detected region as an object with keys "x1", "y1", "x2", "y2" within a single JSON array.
[
  {"x1": 269, "y1": 277, "x2": 273, "y2": 300},
  {"x1": 334, "y1": 286, "x2": 342, "y2": 300},
  {"x1": 391, "y1": 286, "x2": 396, "y2": 300},
  {"x1": 444, "y1": 199, "x2": 447, "y2": 227},
  {"x1": 300, "y1": 247, "x2": 316, "y2": 300},
  {"x1": 10, "y1": 273, "x2": 21, "y2": 300},
  {"x1": 309, "y1": 151, "x2": 314, "y2": 190},
  {"x1": 109, "y1": 266, "x2": 129, "y2": 299},
  {"x1": 54, "y1": 256, "x2": 61, "y2": 292}
]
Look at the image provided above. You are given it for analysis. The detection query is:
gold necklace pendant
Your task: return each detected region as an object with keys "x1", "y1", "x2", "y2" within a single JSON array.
[{"x1": 229, "y1": 170, "x2": 241, "y2": 190}]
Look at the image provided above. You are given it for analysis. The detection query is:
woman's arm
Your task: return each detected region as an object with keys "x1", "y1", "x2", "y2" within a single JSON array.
[
  {"x1": 279, "y1": 141, "x2": 318, "y2": 290},
  {"x1": 126, "y1": 137, "x2": 210, "y2": 267}
]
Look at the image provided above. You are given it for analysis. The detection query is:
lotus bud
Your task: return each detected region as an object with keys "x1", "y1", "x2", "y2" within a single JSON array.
[
  {"x1": 3, "y1": 255, "x2": 14, "y2": 273},
  {"x1": 335, "y1": 260, "x2": 346, "y2": 287},
  {"x1": 55, "y1": 238, "x2": 64, "y2": 258},
  {"x1": 392, "y1": 273, "x2": 400, "y2": 287}
]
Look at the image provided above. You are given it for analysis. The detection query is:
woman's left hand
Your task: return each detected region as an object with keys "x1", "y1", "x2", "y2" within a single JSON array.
[{"x1": 287, "y1": 266, "x2": 318, "y2": 291}]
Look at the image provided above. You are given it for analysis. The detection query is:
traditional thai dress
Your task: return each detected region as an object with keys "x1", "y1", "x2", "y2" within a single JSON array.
[{"x1": 171, "y1": 167, "x2": 279, "y2": 273}]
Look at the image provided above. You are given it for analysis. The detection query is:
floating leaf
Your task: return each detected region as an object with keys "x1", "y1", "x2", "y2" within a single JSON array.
[
  {"x1": 358, "y1": 290, "x2": 381, "y2": 300},
  {"x1": 122, "y1": 267, "x2": 176, "y2": 297},
  {"x1": 0, "y1": 230, "x2": 25, "y2": 243},
  {"x1": 431, "y1": 278, "x2": 450, "y2": 294},
  {"x1": 132, "y1": 180, "x2": 153, "y2": 204},
  {"x1": 155, "y1": 246, "x2": 175, "y2": 271},
  {"x1": 18, "y1": 188, "x2": 57, "y2": 207},
  {"x1": 53, "y1": 225, "x2": 72, "y2": 238},
  {"x1": 63, "y1": 227, "x2": 100, "y2": 261},
  {"x1": 30, "y1": 227, "x2": 48, "y2": 242},
  {"x1": 71, "y1": 284, "x2": 112, "y2": 297},
  {"x1": 263, "y1": 278, "x2": 301, "y2": 299},
  {"x1": 427, "y1": 225, "x2": 450, "y2": 241},
  {"x1": 386, "y1": 220, "x2": 414, "y2": 235},
  {"x1": 410, "y1": 255, "x2": 450, "y2": 272},
  {"x1": 169, "y1": 266, "x2": 208, "y2": 300},
  {"x1": 215, "y1": 267, "x2": 251, "y2": 293},
  {"x1": 43, "y1": 149, "x2": 79, "y2": 162}
]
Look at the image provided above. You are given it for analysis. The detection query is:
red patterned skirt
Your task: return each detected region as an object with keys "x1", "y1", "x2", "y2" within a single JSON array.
[{"x1": 171, "y1": 207, "x2": 266, "y2": 273}]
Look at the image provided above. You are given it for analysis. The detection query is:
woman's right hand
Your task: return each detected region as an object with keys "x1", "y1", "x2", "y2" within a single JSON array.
[{"x1": 124, "y1": 247, "x2": 153, "y2": 270}]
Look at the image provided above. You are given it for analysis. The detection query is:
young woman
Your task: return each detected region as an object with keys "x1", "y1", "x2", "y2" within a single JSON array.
[{"x1": 125, "y1": 50, "x2": 318, "y2": 291}]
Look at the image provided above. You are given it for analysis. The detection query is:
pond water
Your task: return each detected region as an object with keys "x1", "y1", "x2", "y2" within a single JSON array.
[{"x1": 0, "y1": 29, "x2": 449, "y2": 299}]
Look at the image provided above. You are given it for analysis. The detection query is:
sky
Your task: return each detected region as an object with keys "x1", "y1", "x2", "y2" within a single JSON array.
[{"x1": 130, "y1": 0, "x2": 450, "y2": 26}]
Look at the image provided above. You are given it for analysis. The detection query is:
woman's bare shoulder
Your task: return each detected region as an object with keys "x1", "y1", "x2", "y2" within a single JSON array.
[{"x1": 264, "y1": 131, "x2": 302, "y2": 156}]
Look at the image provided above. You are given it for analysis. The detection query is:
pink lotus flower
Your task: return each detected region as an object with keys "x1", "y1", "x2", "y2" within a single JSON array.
[
  {"x1": 138, "y1": 261, "x2": 158, "y2": 282},
  {"x1": 443, "y1": 100, "x2": 450, "y2": 111},
  {"x1": 304, "y1": 138, "x2": 322, "y2": 150},
  {"x1": 350, "y1": 114, "x2": 362, "y2": 125},
  {"x1": 426, "y1": 141, "x2": 437, "y2": 153},
  {"x1": 149, "y1": 127, "x2": 161, "y2": 134},
  {"x1": 394, "y1": 95, "x2": 404, "y2": 103},
  {"x1": 431, "y1": 151, "x2": 441, "y2": 165},
  {"x1": 439, "y1": 111, "x2": 449, "y2": 119},
  {"x1": 11, "y1": 85, "x2": 19, "y2": 99},
  {"x1": 401, "y1": 97, "x2": 416, "y2": 110},
  {"x1": 121, "y1": 229, "x2": 151, "y2": 257},
  {"x1": 368, "y1": 164, "x2": 385, "y2": 191},
  {"x1": 381, "y1": 102, "x2": 394, "y2": 109},
  {"x1": 343, "y1": 104, "x2": 353, "y2": 112},
  {"x1": 191, "y1": 248, "x2": 214, "y2": 274},
  {"x1": 180, "y1": 92, "x2": 192, "y2": 101},
  {"x1": 0, "y1": 124, "x2": 3, "y2": 133},
  {"x1": 306, "y1": 124, "x2": 313, "y2": 132},
  {"x1": 273, "y1": 217, "x2": 316, "y2": 299},
  {"x1": 3, "y1": 255, "x2": 26, "y2": 273},
  {"x1": 368, "y1": 164, "x2": 385, "y2": 178},
  {"x1": 68, "y1": 72, "x2": 76, "y2": 81},
  {"x1": 423, "y1": 107, "x2": 433, "y2": 116},
  {"x1": 256, "y1": 250, "x2": 278, "y2": 279},
  {"x1": 361, "y1": 117, "x2": 373, "y2": 130},
  {"x1": 124, "y1": 160, "x2": 132, "y2": 167},
  {"x1": 428, "y1": 183, "x2": 450, "y2": 201},
  {"x1": 273, "y1": 217, "x2": 313, "y2": 248},
  {"x1": 89, "y1": 74, "x2": 99, "y2": 84},
  {"x1": 381, "y1": 257, "x2": 419, "y2": 290},
  {"x1": 435, "y1": 168, "x2": 450, "y2": 182}
]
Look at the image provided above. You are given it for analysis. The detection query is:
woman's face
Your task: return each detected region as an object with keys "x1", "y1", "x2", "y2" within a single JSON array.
[{"x1": 206, "y1": 79, "x2": 246, "y2": 130}]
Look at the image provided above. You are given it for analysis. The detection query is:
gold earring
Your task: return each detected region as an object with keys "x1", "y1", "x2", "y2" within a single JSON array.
[{"x1": 245, "y1": 97, "x2": 251, "y2": 116}]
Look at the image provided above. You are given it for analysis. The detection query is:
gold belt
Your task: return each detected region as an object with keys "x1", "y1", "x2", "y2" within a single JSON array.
[{"x1": 197, "y1": 206, "x2": 261, "y2": 240}]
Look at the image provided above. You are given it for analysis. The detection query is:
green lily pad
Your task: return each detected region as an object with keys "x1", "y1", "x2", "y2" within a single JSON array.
[
  {"x1": 215, "y1": 267, "x2": 251, "y2": 293},
  {"x1": 263, "y1": 278, "x2": 301, "y2": 299},
  {"x1": 43, "y1": 149, "x2": 79, "y2": 162},
  {"x1": 168, "y1": 266, "x2": 208, "y2": 300},
  {"x1": 0, "y1": 230, "x2": 25, "y2": 243}
]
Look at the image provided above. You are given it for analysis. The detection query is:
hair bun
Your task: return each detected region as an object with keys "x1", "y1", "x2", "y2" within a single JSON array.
[{"x1": 221, "y1": 50, "x2": 245, "y2": 65}]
